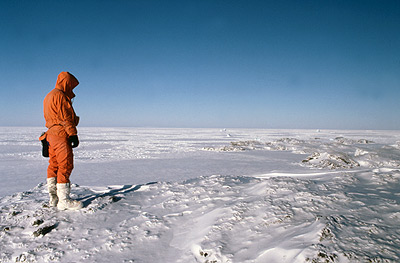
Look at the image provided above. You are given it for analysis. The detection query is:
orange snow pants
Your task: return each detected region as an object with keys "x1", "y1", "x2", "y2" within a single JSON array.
[{"x1": 47, "y1": 134, "x2": 74, "y2": 184}]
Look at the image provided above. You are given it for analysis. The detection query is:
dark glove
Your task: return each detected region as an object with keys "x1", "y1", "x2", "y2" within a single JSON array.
[
  {"x1": 69, "y1": 135, "x2": 79, "y2": 148},
  {"x1": 41, "y1": 138, "x2": 49, "y2": 157}
]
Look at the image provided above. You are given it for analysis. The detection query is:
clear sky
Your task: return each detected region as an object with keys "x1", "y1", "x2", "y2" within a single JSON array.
[{"x1": 0, "y1": 0, "x2": 399, "y2": 129}]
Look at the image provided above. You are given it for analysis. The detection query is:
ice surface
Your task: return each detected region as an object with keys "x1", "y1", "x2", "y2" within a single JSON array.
[{"x1": 1, "y1": 127, "x2": 400, "y2": 262}]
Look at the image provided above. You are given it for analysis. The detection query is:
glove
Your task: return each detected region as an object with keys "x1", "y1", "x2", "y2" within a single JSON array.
[
  {"x1": 41, "y1": 138, "x2": 49, "y2": 157},
  {"x1": 69, "y1": 135, "x2": 79, "y2": 148}
]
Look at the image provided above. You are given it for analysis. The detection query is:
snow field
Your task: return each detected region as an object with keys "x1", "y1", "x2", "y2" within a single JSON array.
[
  {"x1": 1, "y1": 128, "x2": 400, "y2": 262},
  {"x1": 1, "y1": 171, "x2": 400, "y2": 262}
]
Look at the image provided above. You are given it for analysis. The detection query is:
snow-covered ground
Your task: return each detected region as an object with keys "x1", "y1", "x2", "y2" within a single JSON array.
[{"x1": 1, "y1": 127, "x2": 400, "y2": 262}]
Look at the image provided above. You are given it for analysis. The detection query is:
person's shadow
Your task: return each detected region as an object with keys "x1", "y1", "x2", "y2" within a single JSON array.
[{"x1": 77, "y1": 182, "x2": 157, "y2": 208}]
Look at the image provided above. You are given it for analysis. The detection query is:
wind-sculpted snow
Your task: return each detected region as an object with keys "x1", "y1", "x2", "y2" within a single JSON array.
[
  {"x1": 302, "y1": 152, "x2": 360, "y2": 169},
  {"x1": 1, "y1": 128, "x2": 400, "y2": 262},
  {"x1": 1, "y1": 172, "x2": 400, "y2": 262}
]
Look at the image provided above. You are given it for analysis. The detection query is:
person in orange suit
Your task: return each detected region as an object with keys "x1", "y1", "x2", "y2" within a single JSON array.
[{"x1": 40, "y1": 71, "x2": 82, "y2": 210}]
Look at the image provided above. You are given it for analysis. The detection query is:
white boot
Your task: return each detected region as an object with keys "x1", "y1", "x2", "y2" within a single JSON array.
[
  {"x1": 57, "y1": 183, "x2": 83, "y2": 210},
  {"x1": 47, "y1": 177, "x2": 58, "y2": 207}
]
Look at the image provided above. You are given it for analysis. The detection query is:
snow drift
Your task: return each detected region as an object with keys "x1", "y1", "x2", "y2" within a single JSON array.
[{"x1": 1, "y1": 128, "x2": 399, "y2": 262}]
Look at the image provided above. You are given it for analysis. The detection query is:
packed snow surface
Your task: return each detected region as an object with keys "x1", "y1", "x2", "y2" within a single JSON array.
[{"x1": 1, "y1": 127, "x2": 400, "y2": 262}]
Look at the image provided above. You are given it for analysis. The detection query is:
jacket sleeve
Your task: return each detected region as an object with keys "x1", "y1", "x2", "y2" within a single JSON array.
[{"x1": 59, "y1": 95, "x2": 78, "y2": 137}]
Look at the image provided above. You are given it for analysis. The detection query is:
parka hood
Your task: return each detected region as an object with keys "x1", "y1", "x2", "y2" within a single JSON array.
[{"x1": 55, "y1": 72, "x2": 79, "y2": 99}]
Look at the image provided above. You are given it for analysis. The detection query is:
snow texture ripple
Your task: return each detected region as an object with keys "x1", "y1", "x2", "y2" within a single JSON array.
[{"x1": 1, "y1": 128, "x2": 400, "y2": 262}]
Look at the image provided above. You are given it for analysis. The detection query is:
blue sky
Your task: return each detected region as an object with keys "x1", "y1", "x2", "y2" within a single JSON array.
[{"x1": 0, "y1": 0, "x2": 399, "y2": 129}]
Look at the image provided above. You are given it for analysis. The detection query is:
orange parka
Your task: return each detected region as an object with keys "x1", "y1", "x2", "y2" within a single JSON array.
[{"x1": 43, "y1": 72, "x2": 80, "y2": 138}]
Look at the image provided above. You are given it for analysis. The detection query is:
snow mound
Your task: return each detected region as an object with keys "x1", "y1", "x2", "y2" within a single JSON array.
[
  {"x1": 394, "y1": 141, "x2": 400, "y2": 149},
  {"x1": 202, "y1": 140, "x2": 263, "y2": 152},
  {"x1": 1, "y1": 172, "x2": 400, "y2": 262},
  {"x1": 302, "y1": 152, "x2": 360, "y2": 169},
  {"x1": 334, "y1": 137, "x2": 374, "y2": 145},
  {"x1": 203, "y1": 138, "x2": 305, "y2": 152}
]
